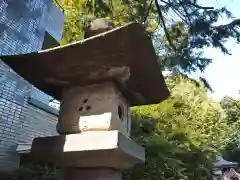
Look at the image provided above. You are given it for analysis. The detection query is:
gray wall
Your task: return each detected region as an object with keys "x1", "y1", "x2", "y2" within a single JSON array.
[
  {"x1": 0, "y1": 0, "x2": 64, "y2": 55},
  {"x1": 0, "y1": 0, "x2": 63, "y2": 173},
  {"x1": 0, "y1": 61, "x2": 58, "y2": 173}
]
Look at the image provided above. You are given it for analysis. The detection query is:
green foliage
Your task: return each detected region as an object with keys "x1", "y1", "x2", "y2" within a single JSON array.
[
  {"x1": 18, "y1": 163, "x2": 62, "y2": 180},
  {"x1": 220, "y1": 96, "x2": 240, "y2": 164},
  {"x1": 223, "y1": 134, "x2": 240, "y2": 164},
  {"x1": 60, "y1": 0, "x2": 156, "y2": 44},
  {"x1": 124, "y1": 76, "x2": 231, "y2": 180},
  {"x1": 220, "y1": 96, "x2": 240, "y2": 124},
  {"x1": 155, "y1": 1, "x2": 240, "y2": 72}
]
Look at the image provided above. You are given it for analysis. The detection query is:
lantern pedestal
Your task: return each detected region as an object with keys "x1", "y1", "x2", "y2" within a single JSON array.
[
  {"x1": 31, "y1": 131, "x2": 145, "y2": 179},
  {"x1": 31, "y1": 131, "x2": 145, "y2": 169}
]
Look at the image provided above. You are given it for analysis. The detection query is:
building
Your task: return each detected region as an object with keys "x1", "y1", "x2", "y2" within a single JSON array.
[
  {"x1": 0, "y1": 0, "x2": 64, "y2": 173},
  {"x1": 0, "y1": 0, "x2": 64, "y2": 55}
]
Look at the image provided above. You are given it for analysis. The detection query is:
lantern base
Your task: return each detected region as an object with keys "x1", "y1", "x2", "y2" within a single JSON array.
[{"x1": 31, "y1": 130, "x2": 145, "y2": 169}]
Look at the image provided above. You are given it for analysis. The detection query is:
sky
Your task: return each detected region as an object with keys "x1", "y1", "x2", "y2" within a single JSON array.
[{"x1": 194, "y1": 0, "x2": 240, "y2": 100}]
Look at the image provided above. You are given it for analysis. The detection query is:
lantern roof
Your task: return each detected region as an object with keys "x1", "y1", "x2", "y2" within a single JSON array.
[{"x1": 0, "y1": 23, "x2": 169, "y2": 106}]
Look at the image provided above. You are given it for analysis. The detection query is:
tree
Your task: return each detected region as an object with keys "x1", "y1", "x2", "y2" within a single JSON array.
[
  {"x1": 220, "y1": 96, "x2": 240, "y2": 124},
  {"x1": 124, "y1": 75, "x2": 231, "y2": 180},
  {"x1": 222, "y1": 133, "x2": 240, "y2": 165},
  {"x1": 57, "y1": 0, "x2": 240, "y2": 73},
  {"x1": 154, "y1": 0, "x2": 240, "y2": 72},
  {"x1": 220, "y1": 96, "x2": 240, "y2": 164}
]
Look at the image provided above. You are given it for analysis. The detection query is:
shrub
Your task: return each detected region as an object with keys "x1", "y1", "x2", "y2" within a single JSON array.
[{"x1": 124, "y1": 76, "x2": 231, "y2": 180}]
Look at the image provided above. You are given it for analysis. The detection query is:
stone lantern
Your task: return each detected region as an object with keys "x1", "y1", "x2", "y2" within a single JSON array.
[{"x1": 1, "y1": 23, "x2": 170, "y2": 180}]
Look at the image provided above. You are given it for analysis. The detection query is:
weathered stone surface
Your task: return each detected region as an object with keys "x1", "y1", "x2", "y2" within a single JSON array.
[
  {"x1": 57, "y1": 82, "x2": 131, "y2": 136},
  {"x1": 31, "y1": 130, "x2": 145, "y2": 169},
  {"x1": 0, "y1": 23, "x2": 170, "y2": 106},
  {"x1": 84, "y1": 18, "x2": 114, "y2": 39}
]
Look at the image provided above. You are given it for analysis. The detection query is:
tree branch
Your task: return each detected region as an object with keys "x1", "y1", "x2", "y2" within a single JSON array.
[
  {"x1": 171, "y1": 8, "x2": 187, "y2": 22},
  {"x1": 159, "y1": 0, "x2": 188, "y2": 23},
  {"x1": 178, "y1": 0, "x2": 192, "y2": 26},
  {"x1": 187, "y1": 1, "x2": 214, "y2": 9},
  {"x1": 53, "y1": 0, "x2": 65, "y2": 12},
  {"x1": 159, "y1": 0, "x2": 192, "y2": 25},
  {"x1": 143, "y1": 0, "x2": 154, "y2": 24},
  {"x1": 216, "y1": 19, "x2": 240, "y2": 28},
  {"x1": 155, "y1": 0, "x2": 177, "y2": 52}
]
